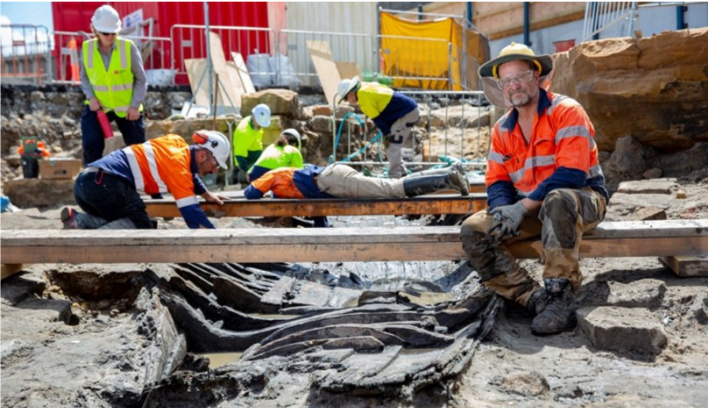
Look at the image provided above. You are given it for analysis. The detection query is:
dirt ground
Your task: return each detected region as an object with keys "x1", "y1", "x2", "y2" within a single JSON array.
[{"x1": 2, "y1": 178, "x2": 707, "y2": 407}]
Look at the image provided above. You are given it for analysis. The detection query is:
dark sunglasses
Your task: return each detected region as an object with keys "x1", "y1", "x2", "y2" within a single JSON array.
[{"x1": 99, "y1": 32, "x2": 117, "y2": 36}]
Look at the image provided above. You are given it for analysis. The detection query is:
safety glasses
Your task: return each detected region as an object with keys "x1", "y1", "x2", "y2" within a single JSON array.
[
  {"x1": 99, "y1": 32, "x2": 117, "y2": 37},
  {"x1": 497, "y1": 70, "x2": 535, "y2": 89}
]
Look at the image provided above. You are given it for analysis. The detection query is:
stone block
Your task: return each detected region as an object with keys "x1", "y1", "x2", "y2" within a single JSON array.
[
  {"x1": 3, "y1": 178, "x2": 75, "y2": 208},
  {"x1": 616, "y1": 179, "x2": 678, "y2": 195},
  {"x1": 577, "y1": 306, "x2": 667, "y2": 355},
  {"x1": 1, "y1": 273, "x2": 46, "y2": 306},
  {"x1": 241, "y1": 89, "x2": 299, "y2": 118},
  {"x1": 606, "y1": 279, "x2": 666, "y2": 308}
]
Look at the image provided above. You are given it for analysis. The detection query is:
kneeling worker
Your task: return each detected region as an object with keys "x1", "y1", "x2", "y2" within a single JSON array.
[
  {"x1": 244, "y1": 163, "x2": 469, "y2": 200},
  {"x1": 61, "y1": 131, "x2": 230, "y2": 229}
]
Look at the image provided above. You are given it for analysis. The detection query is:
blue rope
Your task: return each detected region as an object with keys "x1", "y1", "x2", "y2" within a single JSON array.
[{"x1": 329, "y1": 112, "x2": 385, "y2": 164}]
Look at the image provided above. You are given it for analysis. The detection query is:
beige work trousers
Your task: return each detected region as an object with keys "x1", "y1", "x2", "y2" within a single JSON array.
[{"x1": 316, "y1": 164, "x2": 406, "y2": 198}]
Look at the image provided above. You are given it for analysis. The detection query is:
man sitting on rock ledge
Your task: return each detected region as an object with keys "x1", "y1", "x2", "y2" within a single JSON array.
[{"x1": 460, "y1": 43, "x2": 610, "y2": 336}]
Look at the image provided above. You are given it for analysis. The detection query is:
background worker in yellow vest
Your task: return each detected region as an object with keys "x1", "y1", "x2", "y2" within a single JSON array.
[
  {"x1": 80, "y1": 5, "x2": 147, "y2": 166},
  {"x1": 232, "y1": 103, "x2": 271, "y2": 184},
  {"x1": 248, "y1": 128, "x2": 303, "y2": 182},
  {"x1": 337, "y1": 77, "x2": 419, "y2": 179}
]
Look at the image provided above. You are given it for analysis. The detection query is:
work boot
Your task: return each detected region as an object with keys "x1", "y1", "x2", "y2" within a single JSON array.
[
  {"x1": 526, "y1": 288, "x2": 548, "y2": 316},
  {"x1": 531, "y1": 278, "x2": 576, "y2": 335},
  {"x1": 403, "y1": 170, "x2": 469, "y2": 197},
  {"x1": 61, "y1": 207, "x2": 107, "y2": 230}
]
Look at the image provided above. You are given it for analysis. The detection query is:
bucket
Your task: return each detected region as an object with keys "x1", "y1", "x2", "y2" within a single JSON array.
[
  {"x1": 553, "y1": 39, "x2": 576, "y2": 53},
  {"x1": 21, "y1": 158, "x2": 39, "y2": 179}
]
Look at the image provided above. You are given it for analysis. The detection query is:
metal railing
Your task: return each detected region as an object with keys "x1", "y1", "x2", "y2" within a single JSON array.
[
  {"x1": 582, "y1": 2, "x2": 638, "y2": 41},
  {"x1": 52, "y1": 31, "x2": 173, "y2": 85},
  {"x1": 1, "y1": 24, "x2": 52, "y2": 85},
  {"x1": 379, "y1": 35, "x2": 453, "y2": 88},
  {"x1": 170, "y1": 24, "x2": 273, "y2": 86},
  {"x1": 275, "y1": 29, "x2": 376, "y2": 87},
  {"x1": 331, "y1": 90, "x2": 490, "y2": 169}
]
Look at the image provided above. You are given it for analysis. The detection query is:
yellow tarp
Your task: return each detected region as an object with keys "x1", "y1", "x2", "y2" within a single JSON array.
[{"x1": 379, "y1": 12, "x2": 489, "y2": 90}]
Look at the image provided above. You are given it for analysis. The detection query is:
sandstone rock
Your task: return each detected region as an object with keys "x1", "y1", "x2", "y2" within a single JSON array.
[
  {"x1": 676, "y1": 190, "x2": 687, "y2": 199},
  {"x1": 241, "y1": 89, "x2": 299, "y2": 119},
  {"x1": 601, "y1": 136, "x2": 656, "y2": 191},
  {"x1": 647, "y1": 142, "x2": 708, "y2": 178},
  {"x1": 552, "y1": 28, "x2": 708, "y2": 152},
  {"x1": 309, "y1": 116, "x2": 334, "y2": 133},
  {"x1": 163, "y1": 119, "x2": 231, "y2": 139},
  {"x1": 616, "y1": 179, "x2": 678, "y2": 195},
  {"x1": 302, "y1": 104, "x2": 354, "y2": 120},
  {"x1": 577, "y1": 306, "x2": 668, "y2": 355},
  {"x1": 429, "y1": 105, "x2": 490, "y2": 129},
  {"x1": 606, "y1": 279, "x2": 666, "y2": 308},
  {"x1": 499, "y1": 371, "x2": 550, "y2": 397},
  {"x1": 643, "y1": 168, "x2": 663, "y2": 179},
  {"x1": 3, "y1": 178, "x2": 75, "y2": 208}
]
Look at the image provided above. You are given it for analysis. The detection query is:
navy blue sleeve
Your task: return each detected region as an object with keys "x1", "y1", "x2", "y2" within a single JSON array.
[
  {"x1": 236, "y1": 156, "x2": 250, "y2": 171},
  {"x1": 179, "y1": 204, "x2": 214, "y2": 229},
  {"x1": 192, "y1": 174, "x2": 207, "y2": 195},
  {"x1": 527, "y1": 167, "x2": 587, "y2": 202},
  {"x1": 244, "y1": 185, "x2": 264, "y2": 199},
  {"x1": 373, "y1": 117, "x2": 391, "y2": 136},
  {"x1": 487, "y1": 180, "x2": 517, "y2": 210}
]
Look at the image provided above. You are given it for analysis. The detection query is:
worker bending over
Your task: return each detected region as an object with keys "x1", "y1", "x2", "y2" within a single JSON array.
[
  {"x1": 61, "y1": 131, "x2": 230, "y2": 230},
  {"x1": 248, "y1": 128, "x2": 303, "y2": 182},
  {"x1": 337, "y1": 77, "x2": 419, "y2": 179},
  {"x1": 232, "y1": 103, "x2": 271, "y2": 183}
]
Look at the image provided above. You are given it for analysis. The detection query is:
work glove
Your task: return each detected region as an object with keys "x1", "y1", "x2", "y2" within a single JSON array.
[{"x1": 487, "y1": 201, "x2": 528, "y2": 241}]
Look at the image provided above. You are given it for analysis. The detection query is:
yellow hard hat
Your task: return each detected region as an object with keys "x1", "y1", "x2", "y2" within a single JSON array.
[{"x1": 479, "y1": 42, "x2": 553, "y2": 79}]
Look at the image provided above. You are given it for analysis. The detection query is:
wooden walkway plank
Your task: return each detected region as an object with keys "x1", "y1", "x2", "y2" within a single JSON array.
[
  {"x1": 144, "y1": 194, "x2": 488, "y2": 218},
  {"x1": 2, "y1": 220, "x2": 707, "y2": 265}
]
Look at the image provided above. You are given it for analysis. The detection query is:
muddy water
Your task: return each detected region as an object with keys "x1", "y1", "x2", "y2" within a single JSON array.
[{"x1": 198, "y1": 352, "x2": 244, "y2": 369}]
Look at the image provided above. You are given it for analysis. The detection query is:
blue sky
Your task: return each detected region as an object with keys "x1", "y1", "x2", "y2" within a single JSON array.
[{"x1": 1, "y1": 2, "x2": 53, "y2": 30}]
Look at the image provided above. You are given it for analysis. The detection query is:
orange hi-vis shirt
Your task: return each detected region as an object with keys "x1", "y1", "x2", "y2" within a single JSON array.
[
  {"x1": 122, "y1": 134, "x2": 200, "y2": 209},
  {"x1": 249, "y1": 167, "x2": 305, "y2": 199},
  {"x1": 486, "y1": 89, "x2": 605, "y2": 202}
]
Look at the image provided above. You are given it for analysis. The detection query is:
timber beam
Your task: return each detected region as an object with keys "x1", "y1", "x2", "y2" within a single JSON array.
[{"x1": 2, "y1": 220, "x2": 707, "y2": 265}]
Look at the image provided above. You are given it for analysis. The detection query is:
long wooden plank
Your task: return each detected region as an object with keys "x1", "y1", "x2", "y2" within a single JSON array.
[
  {"x1": 1, "y1": 264, "x2": 23, "y2": 280},
  {"x1": 2, "y1": 221, "x2": 707, "y2": 264},
  {"x1": 208, "y1": 32, "x2": 239, "y2": 107},
  {"x1": 144, "y1": 194, "x2": 488, "y2": 218},
  {"x1": 659, "y1": 255, "x2": 708, "y2": 277},
  {"x1": 231, "y1": 52, "x2": 256, "y2": 94},
  {"x1": 184, "y1": 59, "x2": 211, "y2": 106},
  {"x1": 307, "y1": 40, "x2": 340, "y2": 104}
]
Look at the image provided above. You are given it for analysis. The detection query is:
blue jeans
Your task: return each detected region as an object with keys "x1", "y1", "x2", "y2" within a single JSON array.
[
  {"x1": 74, "y1": 168, "x2": 153, "y2": 229},
  {"x1": 80, "y1": 106, "x2": 146, "y2": 165}
]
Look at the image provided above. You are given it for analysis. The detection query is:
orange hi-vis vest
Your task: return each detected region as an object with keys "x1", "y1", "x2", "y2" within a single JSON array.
[
  {"x1": 121, "y1": 134, "x2": 198, "y2": 210},
  {"x1": 486, "y1": 90, "x2": 603, "y2": 198}
]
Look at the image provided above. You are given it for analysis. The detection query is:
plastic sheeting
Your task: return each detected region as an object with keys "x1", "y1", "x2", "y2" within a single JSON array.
[{"x1": 379, "y1": 12, "x2": 489, "y2": 90}]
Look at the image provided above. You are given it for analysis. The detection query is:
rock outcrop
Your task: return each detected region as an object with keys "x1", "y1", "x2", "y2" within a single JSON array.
[{"x1": 552, "y1": 28, "x2": 708, "y2": 152}]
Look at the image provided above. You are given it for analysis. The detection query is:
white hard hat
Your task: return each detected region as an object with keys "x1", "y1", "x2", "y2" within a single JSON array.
[
  {"x1": 337, "y1": 76, "x2": 360, "y2": 99},
  {"x1": 193, "y1": 130, "x2": 230, "y2": 169},
  {"x1": 92, "y1": 5, "x2": 122, "y2": 34},
  {"x1": 281, "y1": 128, "x2": 301, "y2": 150},
  {"x1": 252, "y1": 104, "x2": 271, "y2": 128}
]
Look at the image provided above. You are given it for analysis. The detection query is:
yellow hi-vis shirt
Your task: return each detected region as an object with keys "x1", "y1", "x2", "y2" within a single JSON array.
[
  {"x1": 82, "y1": 38, "x2": 142, "y2": 118},
  {"x1": 356, "y1": 82, "x2": 394, "y2": 119}
]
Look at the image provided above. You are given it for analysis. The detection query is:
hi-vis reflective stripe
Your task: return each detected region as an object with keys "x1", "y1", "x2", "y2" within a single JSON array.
[
  {"x1": 86, "y1": 39, "x2": 127, "y2": 70},
  {"x1": 555, "y1": 125, "x2": 594, "y2": 148},
  {"x1": 113, "y1": 106, "x2": 130, "y2": 112},
  {"x1": 93, "y1": 85, "x2": 109, "y2": 92},
  {"x1": 87, "y1": 41, "x2": 96, "y2": 69},
  {"x1": 509, "y1": 155, "x2": 556, "y2": 183},
  {"x1": 488, "y1": 150, "x2": 505, "y2": 164},
  {"x1": 119, "y1": 40, "x2": 128, "y2": 69},
  {"x1": 111, "y1": 84, "x2": 133, "y2": 91},
  {"x1": 589, "y1": 164, "x2": 604, "y2": 178},
  {"x1": 176, "y1": 196, "x2": 199, "y2": 209},
  {"x1": 123, "y1": 147, "x2": 145, "y2": 192},
  {"x1": 546, "y1": 95, "x2": 568, "y2": 116},
  {"x1": 142, "y1": 143, "x2": 168, "y2": 193}
]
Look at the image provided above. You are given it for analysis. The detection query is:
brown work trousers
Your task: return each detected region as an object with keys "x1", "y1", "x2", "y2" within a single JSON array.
[{"x1": 460, "y1": 188, "x2": 607, "y2": 307}]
